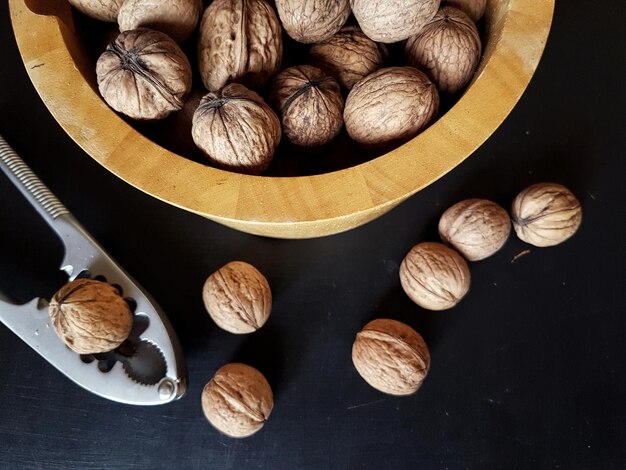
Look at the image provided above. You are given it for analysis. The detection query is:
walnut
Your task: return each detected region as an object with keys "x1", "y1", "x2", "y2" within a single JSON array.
[
  {"x1": 400, "y1": 242, "x2": 470, "y2": 310},
  {"x1": 202, "y1": 261, "x2": 272, "y2": 334},
  {"x1": 309, "y1": 26, "x2": 387, "y2": 90},
  {"x1": 344, "y1": 66, "x2": 439, "y2": 148},
  {"x1": 202, "y1": 363, "x2": 273, "y2": 438},
  {"x1": 350, "y1": 0, "x2": 440, "y2": 43},
  {"x1": 270, "y1": 65, "x2": 343, "y2": 147},
  {"x1": 439, "y1": 199, "x2": 511, "y2": 261},
  {"x1": 48, "y1": 279, "x2": 133, "y2": 354},
  {"x1": 511, "y1": 183, "x2": 583, "y2": 247},
  {"x1": 117, "y1": 0, "x2": 203, "y2": 44},
  {"x1": 96, "y1": 28, "x2": 192, "y2": 120},
  {"x1": 197, "y1": 0, "x2": 283, "y2": 92},
  {"x1": 275, "y1": 0, "x2": 350, "y2": 44},
  {"x1": 191, "y1": 84, "x2": 281, "y2": 174},
  {"x1": 443, "y1": 0, "x2": 486, "y2": 22},
  {"x1": 352, "y1": 319, "x2": 430, "y2": 396},
  {"x1": 66, "y1": 0, "x2": 124, "y2": 22},
  {"x1": 405, "y1": 6, "x2": 481, "y2": 94}
]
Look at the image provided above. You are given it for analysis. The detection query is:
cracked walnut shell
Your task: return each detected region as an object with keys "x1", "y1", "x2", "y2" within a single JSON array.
[
  {"x1": 96, "y1": 28, "x2": 192, "y2": 120},
  {"x1": 352, "y1": 319, "x2": 430, "y2": 396},
  {"x1": 405, "y1": 6, "x2": 482, "y2": 94},
  {"x1": 202, "y1": 261, "x2": 272, "y2": 334},
  {"x1": 202, "y1": 363, "x2": 273, "y2": 438},
  {"x1": 439, "y1": 199, "x2": 511, "y2": 261},
  {"x1": 511, "y1": 183, "x2": 582, "y2": 247},
  {"x1": 67, "y1": 0, "x2": 124, "y2": 22},
  {"x1": 270, "y1": 65, "x2": 344, "y2": 147},
  {"x1": 48, "y1": 278, "x2": 133, "y2": 354},
  {"x1": 400, "y1": 242, "x2": 470, "y2": 310},
  {"x1": 443, "y1": 0, "x2": 486, "y2": 22},
  {"x1": 275, "y1": 0, "x2": 350, "y2": 44},
  {"x1": 197, "y1": 0, "x2": 283, "y2": 92}
]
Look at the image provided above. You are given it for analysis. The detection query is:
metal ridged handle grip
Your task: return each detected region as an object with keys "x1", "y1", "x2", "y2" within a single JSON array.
[{"x1": 0, "y1": 135, "x2": 69, "y2": 222}]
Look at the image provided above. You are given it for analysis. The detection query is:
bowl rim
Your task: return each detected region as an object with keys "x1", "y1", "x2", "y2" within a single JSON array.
[{"x1": 9, "y1": 0, "x2": 554, "y2": 238}]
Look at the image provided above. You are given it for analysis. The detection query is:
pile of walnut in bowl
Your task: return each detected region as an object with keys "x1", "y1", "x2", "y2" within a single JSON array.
[{"x1": 71, "y1": 0, "x2": 485, "y2": 175}]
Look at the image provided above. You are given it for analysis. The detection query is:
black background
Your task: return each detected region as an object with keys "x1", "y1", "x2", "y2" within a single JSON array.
[{"x1": 1, "y1": 1, "x2": 625, "y2": 469}]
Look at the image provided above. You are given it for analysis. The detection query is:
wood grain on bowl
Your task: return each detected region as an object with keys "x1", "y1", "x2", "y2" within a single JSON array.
[{"x1": 9, "y1": 0, "x2": 554, "y2": 239}]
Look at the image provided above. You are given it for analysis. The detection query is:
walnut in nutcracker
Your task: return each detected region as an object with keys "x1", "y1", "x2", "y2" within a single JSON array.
[
  {"x1": 96, "y1": 28, "x2": 192, "y2": 120},
  {"x1": 48, "y1": 279, "x2": 133, "y2": 354},
  {"x1": 270, "y1": 65, "x2": 344, "y2": 148},
  {"x1": 350, "y1": 0, "x2": 440, "y2": 43},
  {"x1": 344, "y1": 66, "x2": 439, "y2": 148},
  {"x1": 66, "y1": 0, "x2": 124, "y2": 22},
  {"x1": 197, "y1": 0, "x2": 283, "y2": 92},
  {"x1": 405, "y1": 6, "x2": 482, "y2": 94},
  {"x1": 202, "y1": 363, "x2": 274, "y2": 438},
  {"x1": 275, "y1": 0, "x2": 351, "y2": 44},
  {"x1": 309, "y1": 26, "x2": 387, "y2": 90},
  {"x1": 192, "y1": 84, "x2": 281, "y2": 174},
  {"x1": 352, "y1": 319, "x2": 430, "y2": 395},
  {"x1": 443, "y1": 0, "x2": 486, "y2": 22}
]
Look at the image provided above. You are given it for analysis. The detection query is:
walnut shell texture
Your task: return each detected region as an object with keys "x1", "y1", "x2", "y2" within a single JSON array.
[
  {"x1": 192, "y1": 84, "x2": 281, "y2": 174},
  {"x1": 405, "y1": 6, "x2": 482, "y2": 94},
  {"x1": 96, "y1": 28, "x2": 192, "y2": 120},
  {"x1": 118, "y1": 0, "x2": 203, "y2": 44},
  {"x1": 48, "y1": 278, "x2": 133, "y2": 354},
  {"x1": 309, "y1": 26, "x2": 387, "y2": 90},
  {"x1": 350, "y1": 0, "x2": 440, "y2": 43},
  {"x1": 511, "y1": 183, "x2": 583, "y2": 247},
  {"x1": 439, "y1": 199, "x2": 511, "y2": 261},
  {"x1": 203, "y1": 261, "x2": 272, "y2": 334},
  {"x1": 443, "y1": 0, "x2": 486, "y2": 22},
  {"x1": 400, "y1": 242, "x2": 470, "y2": 310},
  {"x1": 197, "y1": 0, "x2": 283, "y2": 92},
  {"x1": 352, "y1": 319, "x2": 430, "y2": 396},
  {"x1": 344, "y1": 66, "x2": 439, "y2": 148},
  {"x1": 202, "y1": 363, "x2": 274, "y2": 438},
  {"x1": 271, "y1": 65, "x2": 344, "y2": 147},
  {"x1": 67, "y1": 0, "x2": 124, "y2": 22},
  {"x1": 275, "y1": 0, "x2": 351, "y2": 44}
]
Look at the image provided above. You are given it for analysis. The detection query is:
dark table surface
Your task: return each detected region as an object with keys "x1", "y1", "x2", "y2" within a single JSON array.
[{"x1": 1, "y1": 1, "x2": 625, "y2": 469}]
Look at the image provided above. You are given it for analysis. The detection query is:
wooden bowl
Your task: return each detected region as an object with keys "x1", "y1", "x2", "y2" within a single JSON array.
[{"x1": 9, "y1": 0, "x2": 554, "y2": 239}]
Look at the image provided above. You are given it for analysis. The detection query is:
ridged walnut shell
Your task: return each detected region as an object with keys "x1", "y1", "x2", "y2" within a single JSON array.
[
  {"x1": 309, "y1": 26, "x2": 387, "y2": 90},
  {"x1": 439, "y1": 199, "x2": 511, "y2": 261},
  {"x1": 400, "y1": 242, "x2": 470, "y2": 310},
  {"x1": 48, "y1": 279, "x2": 133, "y2": 354},
  {"x1": 350, "y1": 0, "x2": 440, "y2": 43},
  {"x1": 191, "y1": 84, "x2": 281, "y2": 174},
  {"x1": 197, "y1": 0, "x2": 283, "y2": 92},
  {"x1": 202, "y1": 261, "x2": 272, "y2": 334},
  {"x1": 118, "y1": 0, "x2": 203, "y2": 44},
  {"x1": 405, "y1": 6, "x2": 481, "y2": 94},
  {"x1": 344, "y1": 66, "x2": 439, "y2": 148},
  {"x1": 67, "y1": 0, "x2": 124, "y2": 22},
  {"x1": 275, "y1": 0, "x2": 350, "y2": 44},
  {"x1": 511, "y1": 183, "x2": 583, "y2": 247},
  {"x1": 96, "y1": 28, "x2": 192, "y2": 120},
  {"x1": 443, "y1": 0, "x2": 486, "y2": 22},
  {"x1": 270, "y1": 65, "x2": 344, "y2": 147},
  {"x1": 352, "y1": 319, "x2": 430, "y2": 396},
  {"x1": 202, "y1": 363, "x2": 273, "y2": 438}
]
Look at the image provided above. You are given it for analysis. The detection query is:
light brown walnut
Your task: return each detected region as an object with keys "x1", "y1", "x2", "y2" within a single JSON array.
[
  {"x1": 48, "y1": 278, "x2": 133, "y2": 354},
  {"x1": 443, "y1": 0, "x2": 486, "y2": 22},
  {"x1": 400, "y1": 242, "x2": 470, "y2": 310},
  {"x1": 350, "y1": 0, "x2": 440, "y2": 43},
  {"x1": 202, "y1": 261, "x2": 272, "y2": 334},
  {"x1": 511, "y1": 183, "x2": 583, "y2": 247},
  {"x1": 439, "y1": 199, "x2": 511, "y2": 261},
  {"x1": 352, "y1": 319, "x2": 430, "y2": 396},
  {"x1": 270, "y1": 65, "x2": 344, "y2": 147},
  {"x1": 405, "y1": 6, "x2": 481, "y2": 94},
  {"x1": 344, "y1": 66, "x2": 439, "y2": 148},
  {"x1": 67, "y1": 0, "x2": 124, "y2": 22},
  {"x1": 197, "y1": 0, "x2": 283, "y2": 91},
  {"x1": 275, "y1": 0, "x2": 350, "y2": 43},
  {"x1": 191, "y1": 84, "x2": 281, "y2": 174},
  {"x1": 202, "y1": 363, "x2": 274, "y2": 438}
]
